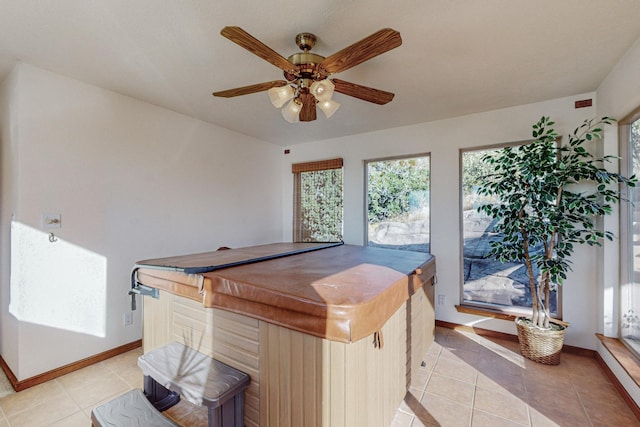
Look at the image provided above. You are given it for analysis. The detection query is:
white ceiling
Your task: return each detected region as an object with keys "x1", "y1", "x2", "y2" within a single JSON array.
[{"x1": 1, "y1": 0, "x2": 639, "y2": 146}]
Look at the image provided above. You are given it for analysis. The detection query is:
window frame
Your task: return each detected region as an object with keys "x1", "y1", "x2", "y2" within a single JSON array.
[
  {"x1": 619, "y1": 106, "x2": 640, "y2": 354},
  {"x1": 363, "y1": 152, "x2": 431, "y2": 252},
  {"x1": 458, "y1": 140, "x2": 563, "y2": 319},
  {"x1": 292, "y1": 157, "x2": 344, "y2": 243}
]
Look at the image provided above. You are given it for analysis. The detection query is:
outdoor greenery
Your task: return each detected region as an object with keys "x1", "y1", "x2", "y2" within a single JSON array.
[
  {"x1": 298, "y1": 158, "x2": 430, "y2": 244},
  {"x1": 299, "y1": 169, "x2": 343, "y2": 242},
  {"x1": 462, "y1": 150, "x2": 496, "y2": 197},
  {"x1": 476, "y1": 116, "x2": 636, "y2": 329},
  {"x1": 367, "y1": 158, "x2": 430, "y2": 223}
]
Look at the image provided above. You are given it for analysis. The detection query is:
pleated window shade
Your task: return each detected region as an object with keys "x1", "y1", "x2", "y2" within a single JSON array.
[{"x1": 292, "y1": 158, "x2": 344, "y2": 242}]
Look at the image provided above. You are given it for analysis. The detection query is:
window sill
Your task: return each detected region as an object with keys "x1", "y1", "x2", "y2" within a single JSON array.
[
  {"x1": 596, "y1": 334, "x2": 640, "y2": 389},
  {"x1": 596, "y1": 334, "x2": 640, "y2": 421},
  {"x1": 456, "y1": 304, "x2": 520, "y2": 321},
  {"x1": 455, "y1": 304, "x2": 568, "y2": 326}
]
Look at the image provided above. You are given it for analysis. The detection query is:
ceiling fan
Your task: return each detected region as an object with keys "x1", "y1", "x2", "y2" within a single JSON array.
[{"x1": 212, "y1": 27, "x2": 402, "y2": 123}]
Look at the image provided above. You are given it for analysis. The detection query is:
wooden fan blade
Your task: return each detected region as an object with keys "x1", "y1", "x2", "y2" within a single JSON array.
[
  {"x1": 332, "y1": 78, "x2": 395, "y2": 105},
  {"x1": 320, "y1": 29, "x2": 402, "y2": 74},
  {"x1": 299, "y1": 93, "x2": 317, "y2": 122},
  {"x1": 221, "y1": 26, "x2": 296, "y2": 72},
  {"x1": 212, "y1": 80, "x2": 288, "y2": 98}
]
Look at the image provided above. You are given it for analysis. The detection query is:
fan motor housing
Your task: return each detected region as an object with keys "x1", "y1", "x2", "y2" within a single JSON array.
[
  {"x1": 284, "y1": 32, "x2": 326, "y2": 81},
  {"x1": 285, "y1": 52, "x2": 325, "y2": 81}
]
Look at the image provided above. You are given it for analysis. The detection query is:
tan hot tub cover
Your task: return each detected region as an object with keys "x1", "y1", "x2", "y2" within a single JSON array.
[{"x1": 133, "y1": 242, "x2": 435, "y2": 343}]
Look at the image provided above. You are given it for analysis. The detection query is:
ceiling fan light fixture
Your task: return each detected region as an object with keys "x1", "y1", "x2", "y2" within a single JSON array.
[
  {"x1": 318, "y1": 98, "x2": 340, "y2": 119},
  {"x1": 268, "y1": 85, "x2": 295, "y2": 108},
  {"x1": 214, "y1": 27, "x2": 402, "y2": 123},
  {"x1": 282, "y1": 99, "x2": 302, "y2": 123},
  {"x1": 309, "y1": 79, "x2": 335, "y2": 102}
]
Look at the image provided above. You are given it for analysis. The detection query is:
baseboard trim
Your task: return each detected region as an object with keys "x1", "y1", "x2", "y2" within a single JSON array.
[{"x1": 0, "y1": 339, "x2": 142, "y2": 392}]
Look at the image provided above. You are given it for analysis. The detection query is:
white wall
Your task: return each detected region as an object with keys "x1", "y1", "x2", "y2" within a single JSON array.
[
  {"x1": 282, "y1": 93, "x2": 602, "y2": 350},
  {"x1": 0, "y1": 65, "x2": 20, "y2": 375},
  {"x1": 598, "y1": 36, "x2": 640, "y2": 119},
  {"x1": 2, "y1": 64, "x2": 283, "y2": 380}
]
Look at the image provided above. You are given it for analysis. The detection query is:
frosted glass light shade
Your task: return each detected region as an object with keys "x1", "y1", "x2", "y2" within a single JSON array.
[
  {"x1": 268, "y1": 85, "x2": 294, "y2": 108},
  {"x1": 282, "y1": 99, "x2": 302, "y2": 123},
  {"x1": 309, "y1": 79, "x2": 335, "y2": 102},
  {"x1": 318, "y1": 99, "x2": 340, "y2": 118}
]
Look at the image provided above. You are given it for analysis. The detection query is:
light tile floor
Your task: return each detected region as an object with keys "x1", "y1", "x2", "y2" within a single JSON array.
[
  {"x1": 393, "y1": 327, "x2": 640, "y2": 427},
  {"x1": 0, "y1": 348, "x2": 144, "y2": 427},
  {"x1": 0, "y1": 327, "x2": 638, "y2": 426}
]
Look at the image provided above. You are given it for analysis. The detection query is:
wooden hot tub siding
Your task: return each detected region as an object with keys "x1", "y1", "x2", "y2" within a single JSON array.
[{"x1": 142, "y1": 281, "x2": 433, "y2": 427}]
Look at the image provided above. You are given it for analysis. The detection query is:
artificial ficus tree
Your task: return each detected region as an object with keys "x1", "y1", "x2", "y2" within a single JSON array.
[{"x1": 476, "y1": 116, "x2": 635, "y2": 329}]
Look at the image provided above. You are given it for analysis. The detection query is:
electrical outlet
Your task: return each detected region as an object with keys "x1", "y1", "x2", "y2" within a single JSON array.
[
  {"x1": 437, "y1": 295, "x2": 446, "y2": 306},
  {"x1": 123, "y1": 312, "x2": 133, "y2": 326}
]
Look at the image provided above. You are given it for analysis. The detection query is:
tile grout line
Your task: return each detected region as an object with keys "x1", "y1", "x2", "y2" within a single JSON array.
[
  {"x1": 473, "y1": 407, "x2": 531, "y2": 427},
  {"x1": 55, "y1": 377, "x2": 87, "y2": 422},
  {"x1": 522, "y1": 371, "x2": 533, "y2": 427},
  {"x1": 52, "y1": 378, "x2": 88, "y2": 425},
  {"x1": 408, "y1": 335, "x2": 441, "y2": 427},
  {"x1": 3, "y1": 379, "x2": 72, "y2": 427},
  {"x1": 468, "y1": 352, "x2": 479, "y2": 427},
  {"x1": 571, "y1": 378, "x2": 594, "y2": 427},
  {"x1": 0, "y1": 404, "x2": 9, "y2": 427},
  {"x1": 525, "y1": 396, "x2": 532, "y2": 427},
  {"x1": 104, "y1": 357, "x2": 136, "y2": 391}
]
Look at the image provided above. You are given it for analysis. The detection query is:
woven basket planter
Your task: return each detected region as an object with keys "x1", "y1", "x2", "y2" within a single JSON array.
[{"x1": 515, "y1": 317, "x2": 567, "y2": 365}]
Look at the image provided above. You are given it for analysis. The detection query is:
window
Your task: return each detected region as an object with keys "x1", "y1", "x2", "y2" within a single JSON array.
[
  {"x1": 292, "y1": 158, "x2": 343, "y2": 242},
  {"x1": 620, "y1": 109, "x2": 640, "y2": 354},
  {"x1": 460, "y1": 145, "x2": 559, "y2": 316},
  {"x1": 365, "y1": 154, "x2": 430, "y2": 252}
]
